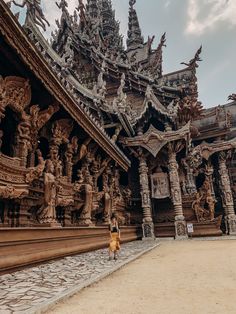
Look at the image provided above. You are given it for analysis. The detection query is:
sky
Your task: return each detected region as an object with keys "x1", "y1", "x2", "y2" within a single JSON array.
[{"x1": 6, "y1": 0, "x2": 236, "y2": 109}]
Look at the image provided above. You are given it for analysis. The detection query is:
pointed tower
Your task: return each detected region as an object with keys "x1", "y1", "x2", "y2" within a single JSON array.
[
  {"x1": 98, "y1": 0, "x2": 123, "y2": 50},
  {"x1": 86, "y1": 0, "x2": 99, "y2": 19},
  {"x1": 151, "y1": 33, "x2": 166, "y2": 78},
  {"x1": 126, "y1": 0, "x2": 144, "y2": 51}
]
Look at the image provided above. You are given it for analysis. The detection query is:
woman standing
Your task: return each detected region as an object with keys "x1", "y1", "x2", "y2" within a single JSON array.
[{"x1": 109, "y1": 215, "x2": 120, "y2": 260}]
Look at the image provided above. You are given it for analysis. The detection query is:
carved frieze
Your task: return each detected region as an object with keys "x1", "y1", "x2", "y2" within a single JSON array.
[{"x1": 0, "y1": 184, "x2": 28, "y2": 199}]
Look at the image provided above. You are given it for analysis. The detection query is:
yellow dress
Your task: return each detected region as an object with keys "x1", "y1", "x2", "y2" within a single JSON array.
[
  {"x1": 109, "y1": 223, "x2": 120, "y2": 252},
  {"x1": 109, "y1": 232, "x2": 120, "y2": 252}
]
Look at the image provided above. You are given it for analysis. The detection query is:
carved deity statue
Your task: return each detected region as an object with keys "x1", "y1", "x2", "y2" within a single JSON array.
[
  {"x1": 192, "y1": 178, "x2": 215, "y2": 222},
  {"x1": 50, "y1": 145, "x2": 62, "y2": 179},
  {"x1": 80, "y1": 167, "x2": 93, "y2": 225},
  {"x1": 102, "y1": 168, "x2": 112, "y2": 223},
  {"x1": 206, "y1": 190, "x2": 215, "y2": 221},
  {"x1": 13, "y1": 0, "x2": 50, "y2": 31},
  {"x1": 192, "y1": 192, "x2": 204, "y2": 222},
  {"x1": 38, "y1": 160, "x2": 57, "y2": 224},
  {"x1": 65, "y1": 136, "x2": 78, "y2": 181},
  {"x1": 73, "y1": 138, "x2": 92, "y2": 164}
]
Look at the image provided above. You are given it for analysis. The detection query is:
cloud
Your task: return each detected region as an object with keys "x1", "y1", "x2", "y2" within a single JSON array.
[
  {"x1": 164, "y1": 0, "x2": 171, "y2": 9},
  {"x1": 186, "y1": 0, "x2": 236, "y2": 35}
]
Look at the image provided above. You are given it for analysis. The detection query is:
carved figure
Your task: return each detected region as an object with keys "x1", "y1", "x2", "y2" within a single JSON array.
[
  {"x1": 77, "y1": 0, "x2": 86, "y2": 29},
  {"x1": 79, "y1": 180, "x2": 93, "y2": 225},
  {"x1": 30, "y1": 103, "x2": 59, "y2": 131},
  {"x1": 65, "y1": 136, "x2": 78, "y2": 181},
  {"x1": 192, "y1": 192, "x2": 204, "y2": 222},
  {"x1": 206, "y1": 190, "x2": 215, "y2": 221},
  {"x1": 26, "y1": 149, "x2": 46, "y2": 183},
  {"x1": 192, "y1": 177, "x2": 216, "y2": 222},
  {"x1": 102, "y1": 168, "x2": 112, "y2": 223},
  {"x1": 38, "y1": 160, "x2": 57, "y2": 224},
  {"x1": 52, "y1": 119, "x2": 73, "y2": 145},
  {"x1": 13, "y1": 0, "x2": 50, "y2": 31},
  {"x1": 181, "y1": 46, "x2": 202, "y2": 69},
  {"x1": 74, "y1": 138, "x2": 91, "y2": 163}
]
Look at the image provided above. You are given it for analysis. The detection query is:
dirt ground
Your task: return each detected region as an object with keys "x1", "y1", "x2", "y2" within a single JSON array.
[{"x1": 47, "y1": 240, "x2": 236, "y2": 314}]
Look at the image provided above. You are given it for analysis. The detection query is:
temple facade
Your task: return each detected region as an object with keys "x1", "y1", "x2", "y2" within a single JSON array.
[{"x1": 0, "y1": 0, "x2": 236, "y2": 271}]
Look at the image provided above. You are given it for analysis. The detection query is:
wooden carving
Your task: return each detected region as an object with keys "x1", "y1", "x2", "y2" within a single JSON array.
[
  {"x1": 120, "y1": 123, "x2": 190, "y2": 157},
  {"x1": 26, "y1": 149, "x2": 46, "y2": 183},
  {"x1": 52, "y1": 119, "x2": 74, "y2": 145},
  {"x1": 192, "y1": 178, "x2": 215, "y2": 222},
  {"x1": 12, "y1": 0, "x2": 50, "y2": 31},
  {"x1": 38, "y1": 160, "x2": 57, "y2": 224},
  {"x1": 0, "y1": 76, "x2": 31, "y2": 116},
  {"x1": 0, "y1": 184, "x2": 28, "y2": 199}
]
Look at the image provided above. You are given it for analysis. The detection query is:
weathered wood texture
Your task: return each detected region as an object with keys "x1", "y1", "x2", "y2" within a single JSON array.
[{"x1": 0, "y1": 226, "x2": 142, "y2": 272}]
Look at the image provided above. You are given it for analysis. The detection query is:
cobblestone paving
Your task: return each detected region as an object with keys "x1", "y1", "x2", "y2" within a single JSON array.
[{"x1": 0, "y1": 241, "x2": 158, "y2": 314}]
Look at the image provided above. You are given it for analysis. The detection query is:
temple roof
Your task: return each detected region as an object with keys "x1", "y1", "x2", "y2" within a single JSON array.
[
  {"x1": 0, "y1": 0, "x2": 130, "y2": 170},
  {"x1": 3, "y1": 0, "x2": 209, "y2": 144}
]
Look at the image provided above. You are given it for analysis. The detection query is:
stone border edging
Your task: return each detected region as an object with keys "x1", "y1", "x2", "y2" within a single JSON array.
[{"x1": 26, "y1": 241, "x2": 160, "y2": 314}]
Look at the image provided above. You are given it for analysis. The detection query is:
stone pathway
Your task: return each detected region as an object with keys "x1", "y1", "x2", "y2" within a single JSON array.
[{"x1": 0, "y1": 240, "x2": 158, "y2": 314}]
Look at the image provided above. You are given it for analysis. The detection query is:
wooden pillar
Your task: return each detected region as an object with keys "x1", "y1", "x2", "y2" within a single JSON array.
[
  {"x1": 219, "y1": 152, "x2": 236, "y2": 235},
  {"x1": 19, "y1": 200, "x2": 30, "y2": 227},
  {"x1": 168, "y1": 149, "x2": 188, "y2": 239},
  {"x1": 138, "y1": 153, "x2": 154, "y2": 239}
]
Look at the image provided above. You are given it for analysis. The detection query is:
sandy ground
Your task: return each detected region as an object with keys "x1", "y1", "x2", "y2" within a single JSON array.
[{"x1": 47, "y1": 240, "x2": 236, "y2": 314}]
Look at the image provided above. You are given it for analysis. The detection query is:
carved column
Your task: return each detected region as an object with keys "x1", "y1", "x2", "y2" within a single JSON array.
[
  {"x1": 65, "y1": 144, "x2": 73, "y2": 182},
  {"x1": 64, "y1": 206, "x2": 72, "y2": 226},
  {"x1": 102, "y1": 167, "x2": 112, "y2": 223},
  {"x1": 19, "y1": 200, "x2": 30, "y2": 226},
  {"x1": 138, "y1": 154, "x2": 154, "y2": 239},
  {"x1": 168, "y1": 149, "x2": 188, "y2": 239},
  {"x1": 219, "y1": 152, "x2": 236, "y2": 235}
]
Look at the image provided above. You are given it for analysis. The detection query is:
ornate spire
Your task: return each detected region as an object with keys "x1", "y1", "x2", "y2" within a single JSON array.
[
  {"x1": 99, "y1": 0, "x2": 123, "y2": 50},
  {"x1": 150, "y1": 33, "x2": 166, "y2": 78},
  {"x1": 181, "y1": 46, "x2": 202, "y2": 70},
  {"x1": 86, "y1": 0, "x2": 99, "y2": 19},
  {"x1": 77, "y1": 0, "x2": 86, "y2": 30},
  {"x1": 126, "y1": 0, "x2": 144, "y2": 51}
]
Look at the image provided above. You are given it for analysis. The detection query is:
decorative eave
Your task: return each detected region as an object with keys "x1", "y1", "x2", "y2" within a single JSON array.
[
  {"x1": 190, "y1": 139, "x2": 236, "y2": 161},
  {"x1": 120, "y1": 122, "x2": 190, "y2": 157},
  {"x1": 0, "y1": 0, "x2": 130, "y2": 171},
  {"x1": 131, "y1": 86, "x2": 174, "y2": 126}
]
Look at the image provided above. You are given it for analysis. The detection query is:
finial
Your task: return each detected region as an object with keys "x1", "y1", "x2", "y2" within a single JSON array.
[
  {"x1": 12, "y1": 0, "x2": 50, "y2": 31},
  {"x1": 181, "y1": 45, "x2": 202, "y2": 69},
  {"x1": 228, "y1": 94, "x2": 236, "y2": 101},
  {"x1": 129, "y1": 0, "x2": 136, "y2": 8}
]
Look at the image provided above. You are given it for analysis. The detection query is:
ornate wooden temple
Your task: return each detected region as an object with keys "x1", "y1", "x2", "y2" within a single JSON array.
[{"x1": 0, "y1": 0, "x2": 236, "y2": 271}]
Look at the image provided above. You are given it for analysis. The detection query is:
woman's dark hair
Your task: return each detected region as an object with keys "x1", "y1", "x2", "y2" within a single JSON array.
[{"x1": 111, "y1": 214, "x2": 117, "y2": 220}]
